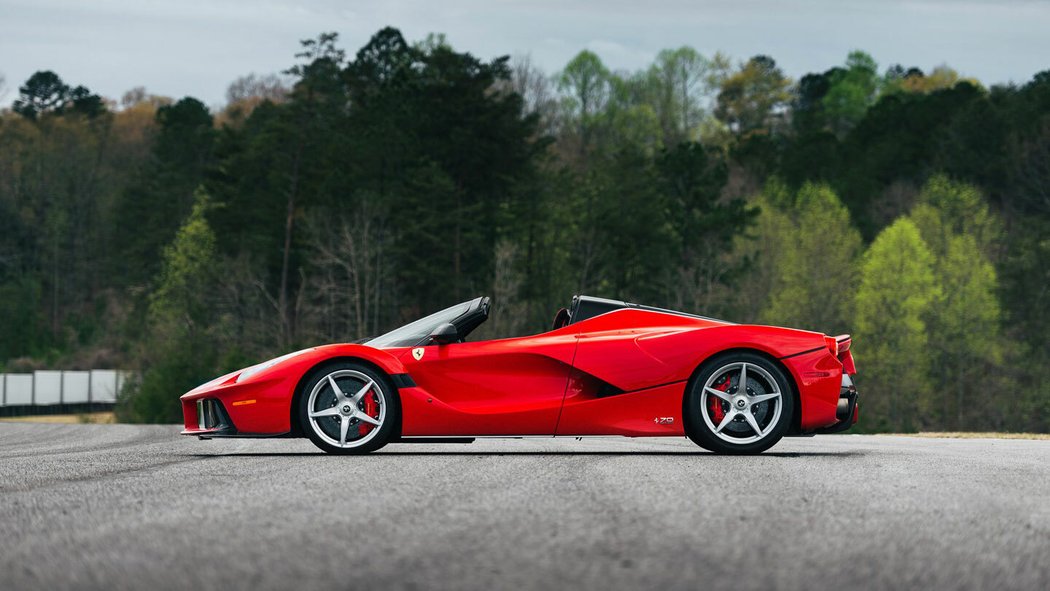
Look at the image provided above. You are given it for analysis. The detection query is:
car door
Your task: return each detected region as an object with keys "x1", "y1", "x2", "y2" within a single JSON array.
[
  {"x1": 554, "y1": 309, "x2": 701, "y2": 436},
  {"x1": 398, "y1": 327, "x2": 579, "y2": 435}
]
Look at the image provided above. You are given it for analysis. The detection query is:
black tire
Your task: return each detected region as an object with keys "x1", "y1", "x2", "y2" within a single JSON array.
[
  {"x1": 684, "y1": 352, "x2": 794, "y2": 455},
  {"x1": 298, "y1": 361, "x2": 400, "y2": 455}
]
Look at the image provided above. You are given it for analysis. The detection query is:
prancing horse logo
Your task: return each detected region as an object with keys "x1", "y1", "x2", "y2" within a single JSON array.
[{"x1": 412, "y1": 347, "x2": 425, "y2": 361}]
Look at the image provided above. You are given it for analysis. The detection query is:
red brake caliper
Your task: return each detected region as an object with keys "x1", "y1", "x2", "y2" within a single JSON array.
[
  {"x1": 358, "y1": 388, "x2": 378, "y2": 436},
  {"x1": 709, "y1": 376, "x2": 729, "y2": 423}
]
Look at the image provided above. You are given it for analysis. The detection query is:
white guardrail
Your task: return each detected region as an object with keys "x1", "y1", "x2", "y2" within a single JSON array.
[{"x1": 0, "y1": 370, "x2": 133, "y2": 406}]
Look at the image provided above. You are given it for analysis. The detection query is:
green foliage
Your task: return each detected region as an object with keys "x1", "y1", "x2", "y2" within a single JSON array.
[
  {"x1": 0, "y1": 277, "x2": 46, "y2": 361},
  {"x1": 882, "y1": 65, "x2": 973, "y2": 96},
  {"x1": 761, "y1": 183, "x2": 863, "y2": 334},
  {"x1": 2, "y1": 34, "x2": 1049, "y2": 433},
  {"x1": 118, "y1": 189, "x2": 220, "y2": 423},
  {"x1": 909, "y1": 176, "x2": 1007, "y2": 429},
  {"x1": 149, "y1": 189, "x2": 218, "y2": 330},
  {"x1": 909, "y1": 175, "x2": 1001, "y2": 256},
  {"x1": 821, "y1": 51, "x2": 879, "y2": 136},
  {"x1": 854, "y1": 218, "x2": 939, "y2": 432},
  {"x1": 558, "y1": 50, "x2": 611, "y2": 122},
  {"x1": 656, "y1": 142, "x2": 750, "y2": 314},
  {"x1": 13, "y1": 70, "x2": 104, "y2": 120},
  {"x1": 715, "y1": 55, "x2": 792, "y2": 135},
  {"x1": 113, "y1": 97, "x2": 216, "y2": 285},
  {"x1": 926, "y1": 234, "x2": 1002, "y2": 427},
  {"x1": 645, "y1": 47, "x2": 715, "y2": 145},
  {"x1": 1001, "y1": 217, "x2": 1050, "y2": 351}
]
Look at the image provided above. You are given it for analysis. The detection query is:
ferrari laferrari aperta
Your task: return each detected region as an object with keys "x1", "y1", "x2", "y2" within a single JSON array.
[{"x1": 181, "y1": 295, "x2": 859, "y2": 454}]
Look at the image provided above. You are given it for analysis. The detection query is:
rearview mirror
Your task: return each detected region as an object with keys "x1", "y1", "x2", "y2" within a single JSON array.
[{"x1": 429, "y1": 323, "x2": 458, "y2": 345}]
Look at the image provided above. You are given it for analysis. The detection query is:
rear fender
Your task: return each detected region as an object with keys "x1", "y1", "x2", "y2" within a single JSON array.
[{"x1": 681, "y1": 346, "x2": 805, "y2": 435}]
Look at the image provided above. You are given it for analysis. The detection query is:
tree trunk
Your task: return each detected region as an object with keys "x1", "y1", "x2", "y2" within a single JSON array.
[{"x1": 279, "y1": 143, "x2": 303, "y2": 348}]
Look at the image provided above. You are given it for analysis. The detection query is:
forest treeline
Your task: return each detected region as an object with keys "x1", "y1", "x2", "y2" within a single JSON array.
[{"x1": 0, "y1": 28, "x2": 1047, "y2": 431}]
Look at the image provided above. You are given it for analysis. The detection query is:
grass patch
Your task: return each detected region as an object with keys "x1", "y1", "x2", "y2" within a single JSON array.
[
  {"x1": 881, "y1": 432, "x2": 1050, "y2": 441},
  {"x1": 0, "y1": 412, "x2": 116, "y2": 424}
]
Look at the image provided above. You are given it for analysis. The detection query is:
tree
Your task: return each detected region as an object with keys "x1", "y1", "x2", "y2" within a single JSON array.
[
  {"x1": 834, "y1": 80, "x2": 986, "y2": 238},
  {"x1": 220, "y1": 73, "x2": 290, "y2": 124},
  {"x1": 909, "y1": 177, "x2": 1004, "y2": 429},
  {"x1": 120, "y1": 189, "x2": 220, "y2": 423},
  {"x1": 822, "y1": 51, "x2": 879, "y2": 136},
  {"x1": 3, "y1": 33, "x2": 1047, "y2": 435},
  {"x1": 225, "y1": 73, "x2": 289, "y2": 105},
  {"x1": 509, "y1": 55, "x2": 558, "y2": 135},
  {"x1": 854, "y1": 218, "x2": 940, "y2": 431},
  {"x1": 927, "y1": 234, "x2": 1002, "y2": 428},
  {"x1": 12, "y1": 71, "x2": 104, "y2": 120},
  {"x1": 1008, "y1": 116, "x2": 1050, "y2": 217},
  {"x1": 655, "y1": 142, "x2": 746, "y2": 315},
  {"x1": 603, "y1": 75, "x2": 664, "y2": 155},
  {"x1": 999, "y1": 216, "x2": 1050, "y2": 432},
  {"x1": 761, "y1": 183, "x2": 863, "y2": 334},
  {"x1": 149, "y1": 189, "x2": 218, "y2": 329},
  {"x1": 557, "y1": 50, "x2": 611, "y2": 158},
  {"x1": 729, "y1": 181, "x2": 795, "y2": 322},
  {"x1": 715, "y1": 55, "x2": 792, "y2": 135},
  {"x1": 645, "y1": 47, "x2": 714, "y2": 145},
  {"x1": 0, "y1": 277, "x2": 45, "y2": 362},
  {"x1": 300, "y1": 202, "x2": 389, "y2": 342},
  {"x1": 891, "y1": 65, "x2": 974, "y2": 95},
  {"x1": 209, "y1": 27, "x2": 541, "y2": 344},
  {"x1": 113, "y1": 97, "x2": 215, "y2": 285},
  {"x1": 13, "y1": 71, "x2": 68, "y2": 119}
]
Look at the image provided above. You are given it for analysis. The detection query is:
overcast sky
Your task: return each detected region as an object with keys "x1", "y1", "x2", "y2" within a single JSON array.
[{"x1": 2, "y1": 0, "x2": 1049, "y2": 108}]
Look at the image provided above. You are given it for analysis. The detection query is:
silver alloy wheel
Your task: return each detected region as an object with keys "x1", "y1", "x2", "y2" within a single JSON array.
[
  {"x1": 699, "y1": 361, "x2": 783, "y2": 445},
  {"x1": 306, "y1": 369, "x2": 386, "y2": 449}
]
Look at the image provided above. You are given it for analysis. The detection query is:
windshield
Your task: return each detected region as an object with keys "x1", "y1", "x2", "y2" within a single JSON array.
[{"x1": 365, "y1": 301, "x2": 472, "y2": 348}]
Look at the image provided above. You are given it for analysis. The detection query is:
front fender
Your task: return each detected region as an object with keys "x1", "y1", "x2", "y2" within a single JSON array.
[{"x1": 181, "y1": 344, "x2": 406, "y2": 435}]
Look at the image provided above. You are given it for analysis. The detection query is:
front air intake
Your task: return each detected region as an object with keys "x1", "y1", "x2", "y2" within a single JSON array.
[{"x1": 196, "y1": 399, "x2": 229, "y2": 430}]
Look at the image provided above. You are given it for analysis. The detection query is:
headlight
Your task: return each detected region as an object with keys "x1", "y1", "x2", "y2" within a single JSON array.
[{"x1": 235, "y1": 348, "x2": 313, "y2": 383}]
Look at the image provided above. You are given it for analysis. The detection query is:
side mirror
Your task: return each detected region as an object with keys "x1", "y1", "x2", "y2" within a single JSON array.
[{"x1": 429, "y1": 323, "x2": 458, "y2": 345}]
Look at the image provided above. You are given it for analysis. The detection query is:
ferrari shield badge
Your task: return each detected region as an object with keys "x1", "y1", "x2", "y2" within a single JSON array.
[{"x1": 412, "y1": 347, "x2": 425, "y2": 361}]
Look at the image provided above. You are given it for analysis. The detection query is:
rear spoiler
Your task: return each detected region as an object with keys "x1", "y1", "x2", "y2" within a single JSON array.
[{"x1": 834, "y1": 334, "x2": 856, "y2": 374}]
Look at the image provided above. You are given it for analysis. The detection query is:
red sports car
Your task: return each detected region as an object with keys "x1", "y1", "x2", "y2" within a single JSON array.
[{"x1": 181, "y1": 295, "x2": 858, "y2": 454}]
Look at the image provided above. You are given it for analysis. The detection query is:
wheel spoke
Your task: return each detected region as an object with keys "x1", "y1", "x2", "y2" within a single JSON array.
[
  {"x1": 349, "y1": 379, "x2": 375, "y2": 404},
  {"x1": 356, "y1": 413, "x2": 380, "y2": 427},
  {"x1": 701, "y1": 360, "x2": 784, "y2": 444},
  {"x1": 339, "y1": 416, "x2": 350, "y2": 445},
  {"x1": 309, "y1": 406, "x2": 341, "y2": 418},
  {"x1": 307, "y1": 368, "x2": 387, "y2": 449},
  {"x1": 704, "y1": 386, "x2": 732, "y2": 403},
  {"x1": 743, "y1": 410, "x2": 764, "y2": 437},
  {"x1": 714, "y1": 412, "x2": 736, "y2": 433},
  {"x1": 327, "y1": 374, "x2": 346, "y2": 399},
  {"x1": 749, "y1": 392, "x2": 779, "y2": 404}
]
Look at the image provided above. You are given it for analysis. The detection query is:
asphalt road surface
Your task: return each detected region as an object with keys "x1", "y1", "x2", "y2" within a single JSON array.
[{"x1": 1, "y1": 424, "x2": 1047, "y2": 590}]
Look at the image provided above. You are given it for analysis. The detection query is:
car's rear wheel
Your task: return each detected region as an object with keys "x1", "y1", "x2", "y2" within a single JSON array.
[
  {"x1": 299, "y1": 362, "x2": 399, "y2": 455},
  {"x1": 684, "y1": 352, "x2": 793, "y2": 454}
]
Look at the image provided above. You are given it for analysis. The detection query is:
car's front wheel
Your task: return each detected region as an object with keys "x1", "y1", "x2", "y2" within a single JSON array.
[
  {"x1": 684, "y1": 352, "x2": 794, "y2": 454},
  {"x1": 298, "y1": 362, "x2": 399, "y2": 454}
]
